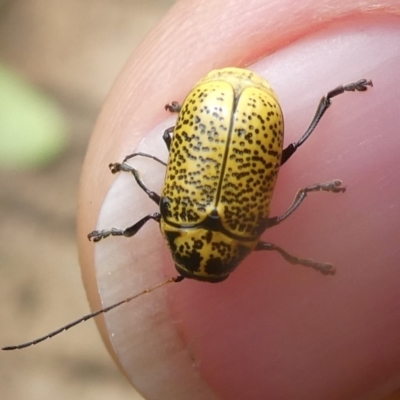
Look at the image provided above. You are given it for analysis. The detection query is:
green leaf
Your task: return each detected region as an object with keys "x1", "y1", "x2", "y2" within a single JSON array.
[{"x1": 0, "y1": 63, "x2": 67, "y2": 170}]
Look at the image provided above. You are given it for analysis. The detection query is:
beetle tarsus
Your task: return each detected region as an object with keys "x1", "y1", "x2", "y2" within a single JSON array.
[
  {"x1": 165, "y1": 101, "x2": 181, "y2": 113},
  {"x1": 88, "y1": 227, "x2": 125, "y2": 242},
  {"x1": 109, "y1": 162, "x2": 122, "y2": 173},
  {"x1": 343, "y1": 79, "x2": 373, "y2": 92}
]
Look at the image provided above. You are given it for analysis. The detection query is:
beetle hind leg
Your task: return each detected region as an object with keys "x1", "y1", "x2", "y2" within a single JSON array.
[{"x1": 255, "y1": 241, "x2": 335, "y2": 275}]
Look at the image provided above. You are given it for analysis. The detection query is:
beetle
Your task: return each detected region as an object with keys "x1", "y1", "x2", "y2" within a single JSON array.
[
  {"x1": 89, "y1": 67, "x2": 371, "y2": 281},
  {"x1": 2, "y1": 67, "x2": 372, "y2": 350}
]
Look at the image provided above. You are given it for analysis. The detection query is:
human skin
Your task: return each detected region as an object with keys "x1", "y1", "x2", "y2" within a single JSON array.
[{"x1": 77, "y1": 0, "x2": 400, "y2": 399}]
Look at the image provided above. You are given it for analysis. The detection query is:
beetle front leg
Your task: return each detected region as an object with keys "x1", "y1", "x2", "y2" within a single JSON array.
[
  {"x1": 163, "y1": 101, "x2": 180, "y2": 150},
  {"x1": 255, "y1": 241, "x2": 335, "y2": 275},
  {"x1": 109, "y1": 162, "x2": 161, "y2": 205},
  {"x1": 165, "y1": 101, "x2": 181, "y2": 113},
  {"x1": 162, "y1": 126, "x2": 174, "y2": 150},
  {"x1": 281, "y1": 79, "x2": 373, "y2": 165},
  {"x1": 266, "y1": 180, "x2": 346, "y2": 228},
  {"x1": 88, "y1": 212, "x2": 161, "y2": 242}
]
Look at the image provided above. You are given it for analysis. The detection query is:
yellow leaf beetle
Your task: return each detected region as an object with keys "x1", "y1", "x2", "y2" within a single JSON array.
[
  {"x1": 3, "y1": 67, "x2": 372, "y2": 350},
  {"x1": 89, "y1": 68, "x2": 371, "y2": 280}
]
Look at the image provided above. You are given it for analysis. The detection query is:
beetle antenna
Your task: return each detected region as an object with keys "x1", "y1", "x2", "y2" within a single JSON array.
[{"x1": 2, "y1": 275, "x2": 184, "y2": 350}]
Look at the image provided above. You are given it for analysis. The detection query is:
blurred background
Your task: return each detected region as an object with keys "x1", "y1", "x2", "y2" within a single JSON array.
[{"x1": 0, "y1": 1, "x2": 174, "y2": 399}]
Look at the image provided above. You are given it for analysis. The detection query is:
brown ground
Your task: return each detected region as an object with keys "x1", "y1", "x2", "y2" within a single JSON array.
[{"x1": 0, "y1": 1, "x2": 174, "y2": 399}]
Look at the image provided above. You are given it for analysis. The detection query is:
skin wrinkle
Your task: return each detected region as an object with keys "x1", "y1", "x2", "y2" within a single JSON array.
[{"x1": 78, "y1": 0, "x2": 400, "y2": 399}]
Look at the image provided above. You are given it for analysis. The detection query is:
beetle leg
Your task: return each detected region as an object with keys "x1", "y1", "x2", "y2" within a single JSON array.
[
  {"x1": 267, "y1": 180, "x2": 346, "y2": 228},
  {"x1": 109, "y1": 161, "x2": 161, "y2": 205},
  {"x1": 281, "y1": 78, "x2": 373, "y2": 165},
  {"x1": 255, "y1": 241, "x2": 335, "y2": 275},
  {"x1": 163, "y1": 101, "x2": 180, "y2": 150},
  {"x1": 165, "y1": 101, "x2": 181, "y2": 113},
  {"x1": 162, "y1": 126, "x2": 174, "y2": 150},
  {"x1": 88, "y1": 212, "x2": 161, "y2": 242},
  {"x1": 121, "y1": 152, "x2": 166, "y2": 166}
]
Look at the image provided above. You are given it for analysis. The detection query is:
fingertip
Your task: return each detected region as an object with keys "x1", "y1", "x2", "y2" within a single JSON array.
[{"x1": 78, "y1": 2, "x2": 400, "y2": 398}]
